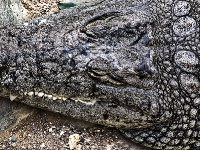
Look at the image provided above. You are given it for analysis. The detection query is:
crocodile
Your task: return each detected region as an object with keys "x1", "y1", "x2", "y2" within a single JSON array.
[{"x1": 0, "y1": 0, "x2": 200, "y2": 149}]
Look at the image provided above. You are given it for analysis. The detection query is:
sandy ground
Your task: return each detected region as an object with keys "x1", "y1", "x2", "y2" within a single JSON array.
[{"x1": 0, "y1": 99, "x2": 147, "y2": 150}]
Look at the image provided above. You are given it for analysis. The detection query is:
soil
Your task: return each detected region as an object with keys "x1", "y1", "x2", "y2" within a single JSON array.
[{"x1": 0, "y1": 101, "x2": 147, "y2": 150}]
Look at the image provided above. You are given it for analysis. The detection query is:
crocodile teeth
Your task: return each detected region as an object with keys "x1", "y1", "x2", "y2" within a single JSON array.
[
  {"x1": 79, "y1": 100, "x2": 96, "y2": 105},
  {"x1": 53, "y1": 97, "x2": 57, "y2": 100},
  {"x1": 25, "y1": 90, "x2": 96, "y2": 105},
  {"x1": 25, "y1": 91, "x2": 68, "y2": 101},
  {"x1": 62, "y1": 97, "x2": 67, "y2": 101},
  {"x1": 38, "y1": 92, "x2": 44, "y2": 97},
  {"x1": 28, "y1": 91, "x2": 34, "y2": 96},
  {"x1": 48, "y1": 95, "x2": 53, "y2": 99},
  {"x1": 10, "y1": 94, "x2": 17, "y2": 101}
]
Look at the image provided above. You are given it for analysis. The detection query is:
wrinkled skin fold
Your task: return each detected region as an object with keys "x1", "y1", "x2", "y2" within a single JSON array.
[{"x1": 0, "y1": 0, "x2": 200, "y2": 149}]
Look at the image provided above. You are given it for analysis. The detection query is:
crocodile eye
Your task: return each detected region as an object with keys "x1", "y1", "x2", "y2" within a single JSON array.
[{"x1": 87, "y1": 57, "x2": 110, "y2": 76}]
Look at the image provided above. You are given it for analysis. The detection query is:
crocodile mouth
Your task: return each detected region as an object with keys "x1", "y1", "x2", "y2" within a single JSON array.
[{"x1": 6, "y1": 85, "x2": 168, "y2": 129}]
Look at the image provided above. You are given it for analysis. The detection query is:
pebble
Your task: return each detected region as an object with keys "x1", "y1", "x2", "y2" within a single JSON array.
[
  {"x1": 40, "y1": 143, "x2": 45, "y2": 148},
  {"x1": 60, "y1": 131, "x2": 65, "y2": 136},
  {"x1": 107, "y1": 144, "x2": 114, "y2": 150},
  {"x1": 68, "y1": 134, "x2": 80, "y2": 150},
  {"x1": 11, "y1": 143, "x2": 16, "y2": 147},
  {"x1": 49, "y1": 128, "x2": 53, "y2": 132},
  {"x1": 56, "y1": 127, "x2": 60, "y2": 131},
  {"x1": 11, "y1": 137, "x2": 17, "y2": 142}
]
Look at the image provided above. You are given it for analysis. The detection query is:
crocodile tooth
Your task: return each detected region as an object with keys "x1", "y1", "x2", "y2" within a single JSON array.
[
  {"x1": 47, "y1": 95, "x2": 53, "y2": 99},
  {"x1": 35, "y1": 92, "x2": 38, "y2": 95},
  {"x1": 24, "y1": 22, "x2": 29, "y2": 26},
  {"x1": 44, "y1": 94, "x2": 48, "y2": 97},
  {"x1": 79, "y1": 100, "x2": 96, "y2": 105},
  {"x1": 62, "y1": 97, "x2": 67, "y2": 100},
  {"x1": 58, "y1": 97, "x2": 62, "y2": 99},
  {"x1": 28, "y1": 91, "x2": 34, "y2": 96},
  {"x1": 38, "y1": 92, "x2": 44, "y2": 97},
  {"x1": 10, "y1": 94, "x2": 17, "y2": 101},
  {"x1": 53, "y1": 97, "x2": 57, "y2": 100},
  {"x1": 24, "y1": 92, "x2": 27, "y2": 95}
]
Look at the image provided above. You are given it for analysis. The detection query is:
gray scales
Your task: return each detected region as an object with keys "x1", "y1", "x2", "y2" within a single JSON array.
[{"x1": 0, "y1": 0, "x2": 199, "y2": 149}]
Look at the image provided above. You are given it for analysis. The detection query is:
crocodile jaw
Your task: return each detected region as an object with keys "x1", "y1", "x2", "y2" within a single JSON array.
[{"x1": 0, "y1": 0, "x2": 170, "y2": 129}]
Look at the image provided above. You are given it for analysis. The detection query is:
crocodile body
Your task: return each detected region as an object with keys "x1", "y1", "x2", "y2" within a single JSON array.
[{"x1": 0, "y1": 0, "x2": 200, "y2": 149}]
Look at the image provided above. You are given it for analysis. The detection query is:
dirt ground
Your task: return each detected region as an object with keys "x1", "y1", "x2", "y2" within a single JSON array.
[{"x1": 0, "y1": 99, "x2": 147, "y2": 150}]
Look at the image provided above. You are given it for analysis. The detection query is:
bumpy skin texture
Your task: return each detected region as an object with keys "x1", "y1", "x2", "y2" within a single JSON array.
[{"x1": 0, "y1": 0, "x2": 200, "y2": 149}]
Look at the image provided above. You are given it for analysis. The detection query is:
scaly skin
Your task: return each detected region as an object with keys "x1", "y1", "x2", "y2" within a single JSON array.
[{"x1": 0, "y1": 0, "x2": 199, "y2": 149}]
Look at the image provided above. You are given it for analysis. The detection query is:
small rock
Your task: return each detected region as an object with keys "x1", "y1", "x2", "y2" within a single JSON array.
[
  {"x1": 68, "y1": 134, "x2": 80, "y2": 150},
  {"x1": 21, "y1": 146, "x2": 26, "y2": 149},
  {"x1": 11, "y1": 137, "x2": 17, "y2": 142},
  {"x1": 107, "y1": 144, "x2": 114, "y2": 150},
  {"x1": 76, "y1": 144, "x2": 82, "y2": 150},
  {"x1": 49, "y1": 128, "x2": 53, "y2": 132},
  {"x1": 56, "y1": 127, "x2": 60, "y2": 131},
  {"x1": 60, "y1": 131, "x2": 65, "y2": 136},
  {"x1": 40, "y1": 143, "x2": 45, "y2": 148},
  {"x1": 51, "y1": 126, "x2": 56, "y2": 129},
  {"x1": 63, "y1": 144, "x2": 68, "y2": 148},
  {"x1": 11, "y1": 143, "x2": 16, "y2": 147}
]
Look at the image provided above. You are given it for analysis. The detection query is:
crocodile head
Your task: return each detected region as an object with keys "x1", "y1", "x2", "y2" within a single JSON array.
[
  {"x1": 0, "y1": 0, "x2": 200, "y2": 149},
  {"x1": 0, "y1": 0, "x2": 166, "y2": 129}
]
